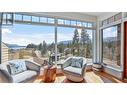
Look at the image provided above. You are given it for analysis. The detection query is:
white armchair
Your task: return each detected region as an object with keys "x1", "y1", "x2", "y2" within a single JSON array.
[
  {"x1": 0, "y1": 60, "x2": 41, "y2": 83},
  {"x1": 62, "y1": 57, "x2": 87, "y2": 82}
]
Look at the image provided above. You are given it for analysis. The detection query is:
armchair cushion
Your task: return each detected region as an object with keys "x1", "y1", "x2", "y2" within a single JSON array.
[
  {"x1": 12, "y1": 70, "x2": 37, "y2": 83},
  {"x1": 64, "y1": 66, "x2": 82, "y2": 75}
]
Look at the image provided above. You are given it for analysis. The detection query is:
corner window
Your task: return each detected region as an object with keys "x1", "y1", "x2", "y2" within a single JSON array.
[{"x1": 102, "y1": 24, "x2": 121, "y2": 67}]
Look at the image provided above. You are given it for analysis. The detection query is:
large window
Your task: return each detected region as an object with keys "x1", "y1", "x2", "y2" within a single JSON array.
[
  {"x1": 2, "y1": 23, "x2": 94, "y2": 64},
  {"x1": 2, "y1": 24, "x2": 55, "y2": 61},
  {"x1": 102, "y1": 24, "x2": 121, "y2": 67},
  {"x1": 57, "y1": 27, "x2": 74, "y2": 59},
  {"x1": 1, "y1": 13, "x2": 95, "y2": 64},
  {"x1": 57, "y1": 27, "x2": 93, "y2": 64}
]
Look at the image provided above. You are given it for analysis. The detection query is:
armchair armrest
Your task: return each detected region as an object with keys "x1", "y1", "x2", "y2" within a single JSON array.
[
  {"x1": 62, "y1": 57, "x2": 72, "y2": 69},
  {"x1": 33, "y1": 57, "x2": 48, "y2": 66},
  {"x1": 0, "y1": 68, "x2": 13, "y2": 83},
  {"x1": 25, "y1": 60, "x2": 41, "y2": 72}
]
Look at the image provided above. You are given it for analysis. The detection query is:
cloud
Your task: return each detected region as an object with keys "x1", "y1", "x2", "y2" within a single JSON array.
[
  {"x1": 2, "y1": 37, "x2": 31, "y2": 46},
  {"x1": 2, "y1": 32, "x2": 55, "y2": 46},
  {"x1": 103, "y1": 27, "x2": 117, "y2": 38},
  {"x1": 2, "y1": 28, "x2": 93, "y2": 46},
  {"x1": 2, "y1": 28, "x2": 12, "y2": 34},
  {"x1": 58, "y1": 33, "x2": 73, "y2": 41}
]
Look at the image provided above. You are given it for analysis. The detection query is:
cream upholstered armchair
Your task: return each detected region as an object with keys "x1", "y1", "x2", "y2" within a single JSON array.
[
  {"x1": 0, "y1": 60, "x2": 41, "y2": 83},
  {"x1": 62, "y1": 57, "x2": 87, "y2": 82}
]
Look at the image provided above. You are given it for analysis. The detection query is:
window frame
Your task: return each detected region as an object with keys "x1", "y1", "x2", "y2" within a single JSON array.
[{"x1": 101, "y1": 24, "x2": 121, "y2": 69}]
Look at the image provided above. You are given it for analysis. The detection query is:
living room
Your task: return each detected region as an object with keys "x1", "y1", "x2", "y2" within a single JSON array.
[{"x1": 0, "y1": 12, "x2": 127, "y2": 83}]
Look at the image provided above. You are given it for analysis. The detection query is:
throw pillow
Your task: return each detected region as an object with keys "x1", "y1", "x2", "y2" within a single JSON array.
[
  {"x1": 71, "y1": 58, "x2": 82, "y2": 68},
  {"x1": 9, "y1": 60, "x2": 27, "y2": 75},
  {"x1": 19, "y1": 61, "x2": 27, "y2": 71}
]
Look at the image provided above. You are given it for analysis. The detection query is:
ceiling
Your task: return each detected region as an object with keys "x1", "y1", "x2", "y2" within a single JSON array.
[
  {"x1": 23, "y1": 12, "x2": 118, "y2": 22},
  {"x1": 80, "y1": 12, "x2": 119, "y2": 20},
  {"x1": 23, "y1": 12, "x2": 97, "y2": 22},
  {"x1": 80, "y1": 12, "x2": 111, "y2": 17}
]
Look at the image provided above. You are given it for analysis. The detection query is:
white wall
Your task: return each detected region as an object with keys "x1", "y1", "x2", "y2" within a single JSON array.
[{"x1": 98, "y1": 12, "x2": 119, "y2": 21}]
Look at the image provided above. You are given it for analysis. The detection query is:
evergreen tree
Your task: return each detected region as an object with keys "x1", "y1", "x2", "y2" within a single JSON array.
[
  {"x1": 80, "y1": 29, "x2": 91, "y2": 57},
  {"x1": 41, "y1": 40, "x2": 47, "y2": 56},
  {"x1": 48, "y1": 42, "x2": 55, "y2": 53},
  {"x1": 26, "y1": 43, "x2": 37, "y2": 49},
  {"x1": 81, "y1": 29, "x2": 90, "y2": 44},
  {"x1": 58, "y1": 43, "x2": 64, "y2": 53},
  {"x1": 72, "y1": 29, "x2": 79, "y2": 44},
  {"x1": 107, "y1": 40, "x2": 113, "y2": 59},
  {"x1": 38, "y1": 43, "x2": 43, "y2": 50},
  {"x1": 72, "y1": 29, "x2": 80, "y2": 56}
]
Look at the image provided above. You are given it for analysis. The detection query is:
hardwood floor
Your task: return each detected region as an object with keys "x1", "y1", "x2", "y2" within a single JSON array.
[
  {"x1": 85, "y1": 71, "x2": 123, "y2": 83},
  {"x1": 34, "y1": 71, "x2": 123, "y2": 83},
  {"x1": 0, "y1": 70, "x2": 124, "y2": 83}
]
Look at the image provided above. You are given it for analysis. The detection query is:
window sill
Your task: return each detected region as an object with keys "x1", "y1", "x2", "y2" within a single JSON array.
[{"x1": 102, "y1": 63, "x2": 122, "y2": 72}]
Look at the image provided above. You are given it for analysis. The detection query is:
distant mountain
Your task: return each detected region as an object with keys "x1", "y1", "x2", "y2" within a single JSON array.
[
  {"x1": 5, "y1": 43, "x2": 26, "y2": 48},
  {"x1": 58, "y1": 40, "x2": 72, "y2": 45},
  {"x1": 103, "y1": 37, "x2": 117, "y2": 42}
]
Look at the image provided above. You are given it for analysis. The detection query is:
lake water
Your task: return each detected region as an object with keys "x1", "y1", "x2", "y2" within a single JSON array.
[{"x1": 10, "y1": 46, "x2": 26, "y2": 50}]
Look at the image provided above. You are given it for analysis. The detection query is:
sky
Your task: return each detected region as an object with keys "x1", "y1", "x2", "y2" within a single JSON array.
[
  {"x1": 103, "y1": 26, "x2": 117, "y2": 38},
  {"x1": 2, "y1": 24, "x2": 93, "y2": 46}
]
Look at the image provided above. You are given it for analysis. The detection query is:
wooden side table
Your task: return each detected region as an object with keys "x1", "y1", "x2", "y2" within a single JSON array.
[{"x1": 43, "y1": 65, "x2": 57, "y2": 82}]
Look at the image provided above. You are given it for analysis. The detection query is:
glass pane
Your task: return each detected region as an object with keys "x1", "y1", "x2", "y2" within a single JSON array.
[
  {"x1": 7, "y1": 14, "x2": 13, "y2": 24},
  {"x1": 7, "y1": 14, "x2": 12, "y2": 19},
  {"x1": 57, "y1": 27, "x2": 93, "y2": 64},
  {"x1": 103, "y1": 24, "x2": 121, "y2": 67},
  {"x1": 57, "y1": 27, "x2": 75, "y2": 60},
  {"x1": 2, "y1": 13, "x2": 13, "y2": 24},
  {"x1": 32, "y1": 16, "x2": 39, "y2": 22},
  {"x1": 81, "y1": 29, "x2": 93, "y2": 64},
  {"x1": 2, "y1": 24, "x2": 55, "y2": 62},
  {"x1": 2, "y1": 14, "x2": 7, "y2": 24},
  {"x1": 58, "y1": 19, "x2": 64, "y2": 24},
  {"x1": 15, "y1": 14, "x2": 22, "y2": 21},
  {"x1": 3, "y1": 14, "x2": 7, "y2": 20},
  {"x1": 65, "y1": 20, "x2": 70, "y2": 25},
  {"x1": 71, "y1": 20, "x2": 76, "y2": 26},
  {"x1": 23, "y1": 15, "x2": 31, "y2": 21},
  {"x1": 88, "y1": 22, "x2": 93, "y2": 27},
  {"x1": 92, "y1": 22, "x2": 96, "y2": 27},
  {"x1": 82, "y1": 22, "x2": 88, "y2": 27},
  {"x1": 40, "y1": 17, "x2": 47, "y2": 23},
  {"x1": 77, "y1": 21, "x2": 82, "y2": 26},
  {"x1": 48, "y1": 18, "x2": 54, "y2": 23}
]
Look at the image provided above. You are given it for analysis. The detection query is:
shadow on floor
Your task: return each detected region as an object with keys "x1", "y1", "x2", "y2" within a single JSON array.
[
  {"x1": 93, "y1": 71, "x2": 121, "y2": 83},
  {"x1": 62, "y1": 78, "x2": 86, "y2": 83}
]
